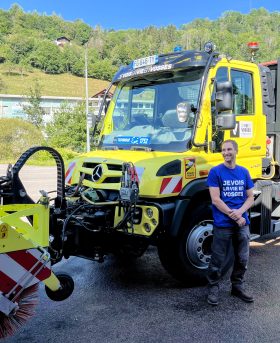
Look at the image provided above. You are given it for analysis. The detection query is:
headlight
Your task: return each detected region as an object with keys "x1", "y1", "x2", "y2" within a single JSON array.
[{"x1": 146, "y1": 208, "x2": 153, "y2": 218}]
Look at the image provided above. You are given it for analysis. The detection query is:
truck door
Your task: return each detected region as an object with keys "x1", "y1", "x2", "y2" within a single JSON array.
[
  {"x1": 211, "y1": 65, "x2": 265, "y2": 176},
  {"x1": 229, "y1": 69, "x2": 255, "y2": 148},
  {"x1": 227, "y1": 67, "x2": 266, "y2": 172}
]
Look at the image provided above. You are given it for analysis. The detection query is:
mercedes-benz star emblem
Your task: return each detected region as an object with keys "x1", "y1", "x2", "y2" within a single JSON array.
[{"x1": 92, "y1": 164, "x2": 103, "y2": 182}]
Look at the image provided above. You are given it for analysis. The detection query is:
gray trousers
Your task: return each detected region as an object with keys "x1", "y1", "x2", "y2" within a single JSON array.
[{"x1": 207, "y1": 225, "x2": 250, "y2": 289}]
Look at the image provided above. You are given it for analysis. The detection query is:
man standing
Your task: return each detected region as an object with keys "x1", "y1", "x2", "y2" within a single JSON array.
[{"x1": 207, "y1": 139, "x2": 254, "y2": 306}]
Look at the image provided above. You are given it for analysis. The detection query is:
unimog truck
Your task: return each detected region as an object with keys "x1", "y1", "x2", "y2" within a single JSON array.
[{"x1": 2, "y1": 42, "x2": 280, "y2": 287}]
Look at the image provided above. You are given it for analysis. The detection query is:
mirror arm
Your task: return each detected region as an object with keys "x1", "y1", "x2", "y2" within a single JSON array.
[
  {"x1": 190, "y1": 52, "x2": 219, "y2": 149},
  {"x1": 92, "y1": 82, "x2": 113, "y2": 146}
]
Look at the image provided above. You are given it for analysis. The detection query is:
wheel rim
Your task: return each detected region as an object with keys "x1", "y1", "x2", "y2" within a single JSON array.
[{"x1": 186, "y1": 220, "x2": 213, "y2": 269}]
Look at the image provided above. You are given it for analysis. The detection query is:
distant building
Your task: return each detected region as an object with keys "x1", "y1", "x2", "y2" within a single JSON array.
[
  {"x1": 0, "y1": 92, "x2": 112, "y2": 124},
  {"x1": 55, "y1": 36, "x2": 71, "y2": 47},
  {"x1": 0, "y1": 94, "x2": 82, "y2": 123}
]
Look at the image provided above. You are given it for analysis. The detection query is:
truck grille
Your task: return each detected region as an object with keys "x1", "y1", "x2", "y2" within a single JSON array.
[
  {"x1": 82, "y1": 162, "x2": 122, "y2": 171},
  {"x1": 81, "y1": 161, "x2": 122, "y2": 187}
]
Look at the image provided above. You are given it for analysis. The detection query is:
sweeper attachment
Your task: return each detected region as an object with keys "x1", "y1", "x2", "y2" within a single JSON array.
[
  {"x1": 0, "y1": 147, "x2": 74, "y2": 339},
  {"x1": 0, "y1": 146, "x2": 143, "y2": 338}
]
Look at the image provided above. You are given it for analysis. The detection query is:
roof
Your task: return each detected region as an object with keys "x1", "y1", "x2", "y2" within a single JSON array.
[
  {"x1": 91, "y1": 89, "x2": 113, "y2": 98},
  {"x1": 56, "y1": 36, "x2": 70, "y2": 42},
  {"x1": 260, "y1": 60, "x2": 277, "y2": 66}
]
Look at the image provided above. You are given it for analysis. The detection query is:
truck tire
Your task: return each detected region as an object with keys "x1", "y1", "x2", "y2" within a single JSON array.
[{"x1": 158, "y1": 204, "x2": 234, "y2": 286}]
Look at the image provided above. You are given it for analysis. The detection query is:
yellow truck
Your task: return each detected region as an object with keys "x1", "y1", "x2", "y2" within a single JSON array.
[{"x1": 1, "y1": 42, "x2": 280, "y2": 290}]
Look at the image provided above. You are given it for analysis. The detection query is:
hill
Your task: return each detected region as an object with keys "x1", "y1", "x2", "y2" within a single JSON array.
[
  {"x1": 1, "y1": 5, "x2": 280, "y2": 86},
  {"x1": 1, "y1": 6, "x2": 280, "y2": 98},
  {"x1": 0, "y1": 64, "x2": 110, "y2": 97}
]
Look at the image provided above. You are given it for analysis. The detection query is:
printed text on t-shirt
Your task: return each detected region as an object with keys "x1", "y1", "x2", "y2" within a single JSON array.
[{"x1": 222, "y1": 180, "x2": 244, "y2": 197}]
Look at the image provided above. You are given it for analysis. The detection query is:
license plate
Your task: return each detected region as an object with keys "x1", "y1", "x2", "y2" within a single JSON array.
[{"x1": 133, "y1": 55, "x2": 158, "y2": 69}]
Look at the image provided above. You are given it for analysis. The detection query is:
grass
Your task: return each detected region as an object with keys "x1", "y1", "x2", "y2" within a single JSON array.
[
  {"x1": 0, "y1": 64, "x2": 110, "y2": 97},
  {"x1": 0, "y1": 149, "x2": 80, "y2": 166}
]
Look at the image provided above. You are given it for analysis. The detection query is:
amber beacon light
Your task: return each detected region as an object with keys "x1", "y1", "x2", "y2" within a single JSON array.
[{"x1": 247, "y1": 41, "x2": 259, "y2": 62}]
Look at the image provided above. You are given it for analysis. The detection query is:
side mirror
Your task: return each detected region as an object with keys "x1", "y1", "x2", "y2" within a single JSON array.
[
  {"x1": 216, "y1": 113, "x2": 236, "y2": 130},
  {"x1": 215, "y1": 81, "x2": 233, "y2": 113},
  {"x1": 176, "y1": 102, "x2": 193, "y2": 124}
]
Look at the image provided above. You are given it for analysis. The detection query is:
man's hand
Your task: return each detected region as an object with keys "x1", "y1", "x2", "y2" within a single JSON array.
[
  {"x1": 236, "y1": 217, "x2": 246, "y2": 227},
  {"x1": 228, "y1": 209, "x2": 243, "y2": 221}
]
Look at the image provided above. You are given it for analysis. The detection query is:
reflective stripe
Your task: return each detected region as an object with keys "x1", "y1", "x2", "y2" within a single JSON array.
[
  {"x1": 0, "y1": 270, "x2": 21, "y2": 294},
  {"x1": 160, "y1": 176, "x2": 182, "y2": 194},
  {"x1": 65, "y1": 161, "x2": 76, "y2": 184},
  {"x1": 0, "y1": 253, "x2": 38, "y2": 290},
  {"x1": 0, "y1": 248, "x2": 52, "y2": 294},
  {"x1": 7, "y1": 250, "x2": 51, "y2": 281}
]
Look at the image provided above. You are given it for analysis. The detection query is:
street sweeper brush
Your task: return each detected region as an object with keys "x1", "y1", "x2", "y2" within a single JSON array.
[
  {"x1": 0, "y1": 283, "x2": 38, "y2": 338},
  {"x1": 0, "y1": 203, "x2": 74, "y2": 339}
]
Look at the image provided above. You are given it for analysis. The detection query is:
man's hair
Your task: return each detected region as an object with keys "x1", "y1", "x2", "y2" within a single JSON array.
[{"x1": 221, "y1": 139, "x2": 238, "y2": 152}]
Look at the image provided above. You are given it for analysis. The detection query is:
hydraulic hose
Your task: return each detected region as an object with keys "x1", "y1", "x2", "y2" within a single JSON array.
[{"x1": 11, "y1": 146, "x2": 66, "y2": 209}]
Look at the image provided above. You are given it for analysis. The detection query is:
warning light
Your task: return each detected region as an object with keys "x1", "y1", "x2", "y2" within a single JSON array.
[
  {"x1": 174, "y1": 45, "x2": 182, "y2": 52},
  {"x1": 247, "y1": 42, "x2": 259, "y2": 62},
  {"x1": 247, "y1": 41, "x2": 259, "y2": 51}
]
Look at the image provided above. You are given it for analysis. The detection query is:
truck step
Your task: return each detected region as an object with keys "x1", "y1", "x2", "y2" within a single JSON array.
[
  {"x1": 250, "y1": 233, "x2": 260, "y2": 241},
  {"x1": 272, "y1": 219, "x2": 280, "y2": 232},
  {"x1": 250, "y1": 211, "x2": 261, "y2": 218}
]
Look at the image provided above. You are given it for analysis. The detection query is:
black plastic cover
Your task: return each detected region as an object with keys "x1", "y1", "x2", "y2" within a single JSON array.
[{"x1": 112, "y1": 50, "x2": 211, "y2": 83}]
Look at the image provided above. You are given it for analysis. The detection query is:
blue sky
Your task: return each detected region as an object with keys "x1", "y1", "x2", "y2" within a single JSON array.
[{"x1": 1, "y1": 0, "x2": 279, "y2": 30}]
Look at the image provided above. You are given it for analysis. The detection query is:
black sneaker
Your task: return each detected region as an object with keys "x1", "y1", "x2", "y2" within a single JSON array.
[
  {"x1": 231, "y1": 288, "x2": 254, "y2": 303},
  {"x1": 207, "y1": 285, "x2": 219, "y2": 306}
]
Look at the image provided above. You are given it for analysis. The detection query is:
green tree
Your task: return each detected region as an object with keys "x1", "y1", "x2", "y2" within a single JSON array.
[
  {"x1": 0, "y1": 9, "x2": 13, "y2": 38},
  {"x1": 29, "y1": 40, "x2": 64, "y2": 74},
  {"x1": 0, "y1": 43, "x2": 12, "y2": 63},
  {"x1": 89, "y1": 59, "x2": 118, "y2": 81},
  {"x1": 22, "y1": 80, "x2": 45, "y2": 128},
  {"x1": 45, "y1": 102, "x2": 87, "y2": 152},
  {"x1": 61, "y1": 45, "x2": 81, "y2": 73},
  {"x1": 71, "y1": 20, "x2": 93, "y2": 45},
  {"x1": 8, "y1": 33, "x2": 35, "y2": 64}
]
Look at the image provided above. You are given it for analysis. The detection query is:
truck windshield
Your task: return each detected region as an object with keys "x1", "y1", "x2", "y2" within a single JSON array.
[{"x1": 99, "y1": 67, "x2": 204, "y2": 152}]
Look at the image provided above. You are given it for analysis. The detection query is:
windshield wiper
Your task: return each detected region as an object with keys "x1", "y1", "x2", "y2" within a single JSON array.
[
  {"x1": 101, "y1": 145, "x2": 119, "y2": 150},
  {"x1": 130, "y1": 146, "x2": 153, "y2": 152}
]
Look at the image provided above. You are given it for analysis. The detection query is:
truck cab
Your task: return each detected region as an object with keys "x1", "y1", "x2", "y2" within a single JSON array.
[{"x1": 60, "y1": 45, "x2": 280, "y2": 284}]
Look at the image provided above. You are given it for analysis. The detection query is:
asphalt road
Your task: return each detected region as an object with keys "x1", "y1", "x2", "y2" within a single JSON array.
[{"x1": 1, "y1": 164, "x2": 280, "y2": 343}]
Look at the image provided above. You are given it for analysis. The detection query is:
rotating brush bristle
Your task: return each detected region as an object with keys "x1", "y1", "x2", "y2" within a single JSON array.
[{"x1": 0, "y1": 283, "x2": 39, "y2": 339}]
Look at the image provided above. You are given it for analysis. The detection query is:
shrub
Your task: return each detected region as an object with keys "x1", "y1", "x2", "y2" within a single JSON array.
[
  {"x1": 27, "y1": 147, "x2": 79, "y2": 165},
  {"x1": 0, "y1": 118, "x2": 45, "y2": 161}
]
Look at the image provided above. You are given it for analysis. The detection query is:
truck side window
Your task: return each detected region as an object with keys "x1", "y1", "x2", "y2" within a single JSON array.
[{"x1": 231, "y1": 70, "x2": 254, "y2": 115}]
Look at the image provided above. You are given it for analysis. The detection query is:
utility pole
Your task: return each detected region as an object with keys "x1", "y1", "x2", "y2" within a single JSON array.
[{"x1": 85, "y1": 44, "x2": 90, "y2": 152}]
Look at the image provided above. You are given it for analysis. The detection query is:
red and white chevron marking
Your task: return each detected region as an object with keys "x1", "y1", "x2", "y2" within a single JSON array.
[
  {"x1": 0, "y1": 249, "x2": 51, "y2": 295},
  {"x1": 160, "y1": 176, "x2": 182, "y2": 194},
  {"x1": 65, "y1": 161, "x2": 76, "y2": 184}
]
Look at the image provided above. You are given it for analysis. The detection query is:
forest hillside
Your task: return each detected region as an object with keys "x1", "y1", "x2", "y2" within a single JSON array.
[{"x1": 0, "y1": 5, "x2": 280, "y2": 96}]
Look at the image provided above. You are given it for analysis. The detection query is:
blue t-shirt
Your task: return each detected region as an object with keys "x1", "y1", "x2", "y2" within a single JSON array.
[{"x1": 207, "y1": 164, "x2": 254, "y2": 227}]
